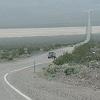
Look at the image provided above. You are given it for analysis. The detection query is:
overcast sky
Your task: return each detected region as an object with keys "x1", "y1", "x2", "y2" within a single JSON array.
[{"x1": 0, "y1": 0, "x2": 100, "y2": 28}]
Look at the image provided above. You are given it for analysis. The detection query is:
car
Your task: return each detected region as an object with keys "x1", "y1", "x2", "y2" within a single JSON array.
[{"x1": 48, "y1": 52, "x2": 56, "y2": 59}]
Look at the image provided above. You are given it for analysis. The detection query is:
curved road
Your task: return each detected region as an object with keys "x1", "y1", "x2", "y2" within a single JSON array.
[
  {"x1": 0, "y1": 46, "x2": 74, "y2": 100},
  {"x1": 0, "y1": 10, "x2": 93, "y2": 99},
  {"x1": 0, "y1": 28, "x2": 91, "y2": 100}
]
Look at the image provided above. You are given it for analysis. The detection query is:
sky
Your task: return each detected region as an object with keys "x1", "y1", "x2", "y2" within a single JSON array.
[{"x1": 0, "y1": 0, "x2": 100, "y2": 28}]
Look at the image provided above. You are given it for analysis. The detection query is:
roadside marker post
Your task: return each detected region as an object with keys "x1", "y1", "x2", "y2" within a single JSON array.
[{"x1": 33, "y1": 57, "x2": 36, "y2": 73}]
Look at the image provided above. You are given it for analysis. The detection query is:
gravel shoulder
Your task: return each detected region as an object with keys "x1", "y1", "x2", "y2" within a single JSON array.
[{"x1": 7, "y1": 64, "x2": 100, "y2": 100}]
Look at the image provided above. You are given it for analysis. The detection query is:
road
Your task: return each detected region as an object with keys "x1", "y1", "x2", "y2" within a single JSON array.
[
  {"x1": 0, "y1": 21, "x2": 92, "y2": 100},
  {"x1": 0, "y1": 10, "x2": 93, "y2": 99},
  {"x1": 3, "y1": 46, "x2": 100, "y2": 100},
  {"x1": 0, "y1": 46, "x2": 74, "y2": 100},
  {"x1": 0, "y1": 28, "x2": 91, "y2": 100}
]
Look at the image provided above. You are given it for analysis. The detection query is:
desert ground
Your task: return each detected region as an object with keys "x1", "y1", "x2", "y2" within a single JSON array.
[
  {"x1": 7, "y1": 64, "x2": 100, "y2": 100},
  {"x1": 0, "y1": 26, "x2": 100, "y2": 37}
]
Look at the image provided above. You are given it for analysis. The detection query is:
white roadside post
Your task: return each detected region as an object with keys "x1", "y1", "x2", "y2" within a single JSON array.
[{"x1": 33, "y1": 57, "x2": 36, "y2": 73}]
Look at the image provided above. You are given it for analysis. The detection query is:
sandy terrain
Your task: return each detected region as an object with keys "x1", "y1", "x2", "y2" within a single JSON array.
[
  {"x1": 7, "y1": 64, "x2": 100, "y2": 100},
  {"x1": 0, "y1": 26, "x2": 100, "y2": 37},
  {"x1": 1, "y1": 31, "x2": 98, "y2": 100}
]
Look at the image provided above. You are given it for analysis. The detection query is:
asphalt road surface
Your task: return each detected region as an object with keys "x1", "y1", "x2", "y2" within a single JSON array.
[
  {"x1": 4, "y1": 46, "x2": 100, "y2": 100},
  {"x1": 0, "y1": 30, "x2": 91, "y2": 100},
  {"x1": 0, "y1": 46, "x2": 74, "y2": 100}
]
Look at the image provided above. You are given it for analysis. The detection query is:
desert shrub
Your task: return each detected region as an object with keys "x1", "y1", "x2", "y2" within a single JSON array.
[
  {"x1": 64, "y1": 65, "x2": 80, "y2": 75},
  {"x1": 53, "y1": 53, "x2": 73, "y2": 65},
  {"x1": 1, "y1": 51, "x2": 9, "y2": 59},
  {"x1": 43, "y1": 63, "x2": 81, "y2": 77},
  {"x1": 7, "y1": 56, "x2": 13, "y2": 60},
  {"x1": 64, "y1": 67, "x2": 76, "y2": 75},
  {"x1": 53, "y1": 43, "x2": 95, "y2": 65},
  {"x1": 46, "y1": 64, "x2": 61, "y2": 74}
]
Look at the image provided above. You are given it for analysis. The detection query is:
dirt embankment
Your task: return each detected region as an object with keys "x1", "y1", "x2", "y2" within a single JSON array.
[{"x1": 7, "y1": 63, "x2": 100, "y2": 100}]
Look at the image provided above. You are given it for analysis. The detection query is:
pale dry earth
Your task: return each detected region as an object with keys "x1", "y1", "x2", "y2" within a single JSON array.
[
  {"x1": 0, "y1": 26, "x2": 100, "y2": 37},
  {"x1": 0, "y1": 46, "x2": 73, "y2": 100},
  {"x1": 7, "y1": 64, "x2": 100, "y2": 100},
  {"x1": 0, "y1": 30, "x2": 96, "y2": 100}
]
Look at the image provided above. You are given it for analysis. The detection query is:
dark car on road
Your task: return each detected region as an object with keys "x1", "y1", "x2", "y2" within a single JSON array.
[{"x1": 48, "y1": 52, "x2": 56, "y2": 59}]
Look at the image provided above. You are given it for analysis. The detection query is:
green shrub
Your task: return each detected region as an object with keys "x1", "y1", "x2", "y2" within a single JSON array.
[
  {"x1": 46, "y1": 64, "x2": 61, "y2": 74},
  {"x1": 54, "y1": 43, "x2": 95, "y2": 65},
  {"x1": 53, "y1": 53, "x2": 73, "y2": 65},
  {"x1": 64, "y1": 67, "x2": 75, "y2": 75},
  {"x1": 64, "y1": 66, "x2": 80, "y2": 75},
  {"x1": 43, "y1": 63, "x2": 81, "y2": 77}
]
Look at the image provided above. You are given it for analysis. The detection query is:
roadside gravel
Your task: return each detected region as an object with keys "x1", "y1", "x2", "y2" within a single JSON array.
[{"x1": 7, "y1": 64, "x2": 100, "y2": 100}]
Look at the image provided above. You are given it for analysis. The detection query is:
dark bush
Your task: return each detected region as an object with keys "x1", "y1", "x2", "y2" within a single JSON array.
[
  {"x1": 64, "y1": 67, "x2": 78, "y2": 75},
  {"x1": 53, "y1": 43, "x2": 97, "y2": 65}
]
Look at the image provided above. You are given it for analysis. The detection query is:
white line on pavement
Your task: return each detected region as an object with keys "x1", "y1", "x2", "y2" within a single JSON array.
[
  {"x1": 4, "y1": 62, "x2": 48, "y2": 100},
  {"x1": 3, "y1": 28, "x2": 91, "y2": 100},
  {"x1": 4, "y1": 73, "x2": 32, "y2": 100}
]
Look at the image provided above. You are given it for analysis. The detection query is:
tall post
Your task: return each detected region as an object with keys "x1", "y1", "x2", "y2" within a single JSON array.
[
  {"x1": 86, "y1": 10, "x2": 92, "y2": 42},
  {"x1": 34, "y1": 57, "x2": 36, "y2": 73}
]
